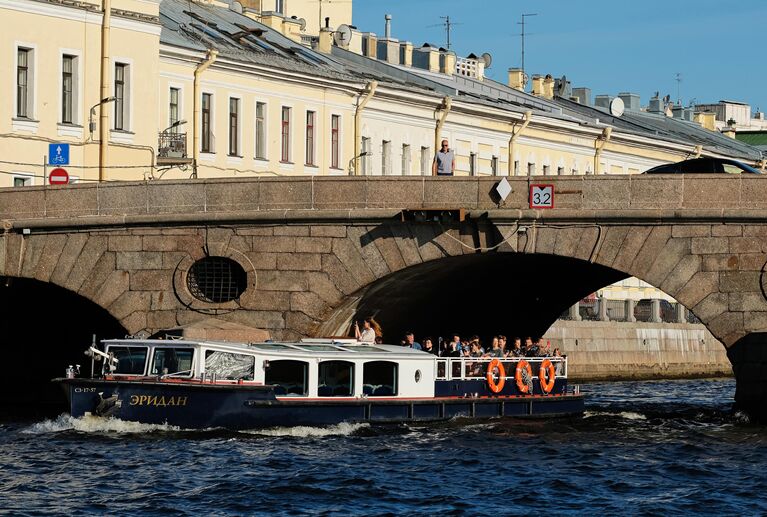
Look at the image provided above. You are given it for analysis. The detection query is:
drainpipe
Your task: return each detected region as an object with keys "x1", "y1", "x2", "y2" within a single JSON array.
[
  {"x1": 433, "y1": 96, "x2": 452, "y2": 175},
  {"x1": 508, "y1": 110, "x2": 532, "y2": 176},
  {"x1": 99, "y1": 0, "x2": 111, "y2": 182},
  {"x1": 192, "y1": 49, "x2": 218, "y2": 178},
  {"x1": 593, "y1": 127, "x2": 612, "y2": 175},
  {"x1": 353, "y1": 80, "x2": 377, "y2": 175}
]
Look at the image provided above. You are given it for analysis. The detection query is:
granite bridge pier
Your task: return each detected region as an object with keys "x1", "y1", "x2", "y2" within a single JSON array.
[{"x1": 1, "y1": 175, "x2": 766, "y2": 416}]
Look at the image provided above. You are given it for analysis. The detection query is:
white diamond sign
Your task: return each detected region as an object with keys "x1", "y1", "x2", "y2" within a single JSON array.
[{"x1": 495, "y1": 177, "x2": 512, "y2": 201}]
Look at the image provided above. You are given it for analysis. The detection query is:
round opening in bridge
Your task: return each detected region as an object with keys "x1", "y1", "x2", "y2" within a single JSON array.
[{"x1": 187, "y1": 257, "x2": 247, "y2": 303}]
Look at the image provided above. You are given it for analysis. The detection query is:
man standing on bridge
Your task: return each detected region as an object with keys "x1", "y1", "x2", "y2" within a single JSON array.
[{"x1": 432, "y1": 139, "x2": 455, "y2": 176}]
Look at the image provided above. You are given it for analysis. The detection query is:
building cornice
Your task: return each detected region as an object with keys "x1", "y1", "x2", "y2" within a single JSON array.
[{"x1": 0, "y1": 0, "x2": 160, "y2": 28}]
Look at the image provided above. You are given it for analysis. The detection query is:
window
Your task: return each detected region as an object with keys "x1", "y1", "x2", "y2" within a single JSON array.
[
  {"x1": 305, "y1": 111, "x2": 315, "y2": 166},
  {"x1": 114, "y1": 63, "x2": 128, "y2": 130},
  {"x1": 204, "y1": 350, "x2": 255, "y2": 381},
  {"x1": 361, "y1": 137, "x2": 371, "y2": 175},
  {"x1": 401, "y1": 144, "x2": 411, "y2": 175},
  {"x1": 469, "y1": 152, "x2": 477, "y2": 176},
  {"x1": 265, "y1": 360, "x2": 308, "y2": 396},
  {"x1": 363, "y1": 361, "x2": 398, "y2": 396},
  {"x1": 491, "y1": 156, "x2": 499, "y2": 175},
  {"x1": 281, "y1": 106, "x2": 291, "y2": 162},
  {"x1": 201, "y1": 93, "x2": 212, "y2": 152},
  {"x1": 382, "y1": 140, "x2": 391, "y2": 175},
  {"x1": 16, "y1": 48, "x2": 31, "y2": 118},
  {"x1": 151, "y1": 348, "x2": 194, "y2": 376},
  {"x1": 256, "y1": 102, "x2": 266, "y2": 159},
  {"x1": 527, "y1": 162, "x2": 535, "y2": 176},
  {"x1": 62, "y1": 55, "x2": 74, "y2": 124},
  {"x1": 421, "y1": 146, "x2": 430, "y2": 175},
  {"x1": 169, "y1": 88, "x2": 180, "y2": 133},
  {"x1": 514, "y1": 160, "x2": 520, "y2": 175},
  {"x1": 13, "y1": 175, "x2": 32, "y2": 187},
  {"x1": 318, "y1": 361, "x2": 354, "y2": 396},
  {"x1": 187, "y1": 256, "x2": 247, "y2": 303},
  {"x1": 275, "y1": 0, "x2": 284, "y2": 14},
  {"x1": 330, "y1": 115, "x2": 340, "y2": 168},
  {"x1": 543, "y1": 165, "x2": 550, "y2": 176},
  {"x1": 229, "y1": 97, "x2": 240, "y2": 156},
  {"x1": 107, "y1": 346, "x2": 148, "y2": 375},
  {"x1": 557, "y1": 166, "x2": 565, "y2": 175}
]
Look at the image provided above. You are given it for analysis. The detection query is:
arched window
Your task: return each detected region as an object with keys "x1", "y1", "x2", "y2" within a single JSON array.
[
  {"x1": 363, "y1": 361, "x2": 398, "y2": 397},
  {"x1": 265, "y1": 360, "x2": 308, "y2": 396},
  {"x1": 318, "y1": 361, "x2": 354, "y2": 396}
]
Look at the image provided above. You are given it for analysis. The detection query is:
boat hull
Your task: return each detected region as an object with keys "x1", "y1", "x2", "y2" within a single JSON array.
[{"x1": 55, "y1": 378, "x2": 584, "y2": 429}]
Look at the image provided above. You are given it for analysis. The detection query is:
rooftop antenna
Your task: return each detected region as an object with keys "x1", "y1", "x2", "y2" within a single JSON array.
[
  {"x1": 518, "y1": 13, "x2": 537, "y2": 86},
  {"x1": 675, "y1": 72, "x2": 682, "y2": 105},
  {"x1": 428, "y1": 16, "x2": 462, "y2": 50}
]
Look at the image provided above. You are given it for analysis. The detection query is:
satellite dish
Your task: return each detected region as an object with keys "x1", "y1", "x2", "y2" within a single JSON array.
[
  {"x1": 609, "y1": 97, "x2": 625, "y2": 117},
  {"x1": 556, "y1": 75, "x2": 568, "y2": 95},
  {"x1": 334, "y1": 24, "x2": 353, "y2": 47},
  {"x1": 481, "y1": 52, "x2": 493, "y2": 69},
  {"x1": 297, "y1": 17, "x2": 307, "y2": 31},
  {"x1": 229, "y1": 1, "x2": 243, "y2": 13}
]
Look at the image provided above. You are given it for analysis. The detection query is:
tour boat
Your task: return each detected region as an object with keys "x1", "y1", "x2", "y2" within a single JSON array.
[{"x1": 54, "y1": 337, "x2": 584, "y2": 429}]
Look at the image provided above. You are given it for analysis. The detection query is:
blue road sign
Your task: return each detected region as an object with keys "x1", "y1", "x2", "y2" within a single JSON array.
[{"x1": 48, "y1": 143, "x2": 70, "y2": 166}]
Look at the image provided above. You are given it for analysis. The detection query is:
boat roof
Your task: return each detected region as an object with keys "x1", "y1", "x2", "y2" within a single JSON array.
[{"x1": 102, "y1": 338, "x2": 432, "y2": 359}]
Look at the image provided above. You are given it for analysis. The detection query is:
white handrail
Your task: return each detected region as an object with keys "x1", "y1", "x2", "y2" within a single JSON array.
[{"x1": 435, "y1": 357, "x2": 567, "y2": 381}]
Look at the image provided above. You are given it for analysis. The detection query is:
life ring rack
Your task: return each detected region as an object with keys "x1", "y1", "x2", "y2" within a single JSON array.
[
  {"x1": 485, "y1": 358, "x2": 506, "y2": 394},
  {"x1": 515, "y1": 360, "x2": 533, "y2": 394},
  {"x1": 538, "y1": 359, "x2": 556, "y2": 394}
]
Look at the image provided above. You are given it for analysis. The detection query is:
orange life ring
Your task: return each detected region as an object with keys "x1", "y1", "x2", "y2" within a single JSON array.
[
  {"x1": 485, "y1": 359, "x2": 506, "y2": 393},
  {"x1": 515, "y1": 360, "x2": 533, "y2": 394},
  {"x1": 538, "y1": 359, "x2": 556, "y2": 394}
]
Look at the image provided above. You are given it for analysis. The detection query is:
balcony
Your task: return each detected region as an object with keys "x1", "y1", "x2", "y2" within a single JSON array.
[{"x1": 157, "y1": 131, "x2": 193, "y2": 166}]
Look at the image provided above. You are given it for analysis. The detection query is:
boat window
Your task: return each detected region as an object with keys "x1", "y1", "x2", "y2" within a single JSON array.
[
  {"x1": 204, "y1": 350, "x2": 255, "y2": 381},
  {"x1": 151, "y1": 347, "x2": 194, "y2": 376},
  {"x1": 338, "y1": 345, "x2": 388, "y2": 353},
  {"x1": 106, "y1": 346, "x2": 148, "y2": 375},
  {"x1": 295, "y1": 344, "x2": 342, "y2": 352},
  {"x1": 363, "y1": 361, "x2": 398, "y2": 397},
  {"x1": 265, "y1": 360, "x2": 308, "y2": 396},
  {"x1": 248, "y1": 343, "x2": 294, "y2": 351},
  {"x1": 318, "y1": 361, "x2": 354, "y2": 396}
]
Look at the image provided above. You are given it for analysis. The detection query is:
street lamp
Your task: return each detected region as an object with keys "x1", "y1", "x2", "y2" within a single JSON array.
[
  {"x1": 89, "y1": 96, "x2": 116, "y2": 139},
  {"x1": 163, "y1": 119, "x2": 187, "y2": 134},
  {"x1": 348, "y1": 151, "x2": 369, "y2": 176}
]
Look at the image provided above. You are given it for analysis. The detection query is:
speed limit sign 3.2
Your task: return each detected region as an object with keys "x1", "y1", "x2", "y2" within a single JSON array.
[{"x1": 529, "y1": 184, "x2": 554, "y2": 209}]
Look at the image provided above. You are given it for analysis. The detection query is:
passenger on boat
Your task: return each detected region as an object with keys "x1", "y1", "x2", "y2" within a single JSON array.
[
  {"x1": 354, "y1": 317, "x2": 380, "y2": 344},
  {"x1": 539, "y1": 340, "x2": 551, "y2": 357},
  {"x1": 498, "y1": 335, "x2": 508, "y2": 357},
  {"x1": 523, "y1": 337, "x2": 534, "y2": 356},
  {"x1": 509, "y1": 337, "x2": 524, "y2": 357},
  {"x1": 484, "y1": 336, "x2": 503, "y2": 358},
  {"x1": 422, "y1": 337, "x2": 439, "y2": 356},
  {"x1": 404, "y1": 332, "x2": 422, "y2": 350},
  {"x1": 553, "y1": 347, "x2": 564, "y2": 375},
  {"x1": 445, "y1": 339, "x2": 462, "y2": 357}
]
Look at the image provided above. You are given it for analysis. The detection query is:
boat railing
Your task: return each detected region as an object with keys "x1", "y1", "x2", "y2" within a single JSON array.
[{"x1": 435, "y1": 357, "x2": 567, "y2": 381}]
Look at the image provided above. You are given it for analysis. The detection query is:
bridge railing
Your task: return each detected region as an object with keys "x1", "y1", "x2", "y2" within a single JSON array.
[
  {"x1": 559, "y1": 298, "x2": 694, "y2": 324},
  {"x1": 436, "y1": 356, "x2": 567, "y2": 381}
]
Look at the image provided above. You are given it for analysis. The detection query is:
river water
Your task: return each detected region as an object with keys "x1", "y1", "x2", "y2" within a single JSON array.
[{"x1": 1, "y1": 378, "x2": 765, "y2": 516}]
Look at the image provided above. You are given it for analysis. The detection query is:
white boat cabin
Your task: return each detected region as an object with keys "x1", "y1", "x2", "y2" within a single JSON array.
[{"x1": 101, "y1": 338, "x2": 436, "y2": 399}]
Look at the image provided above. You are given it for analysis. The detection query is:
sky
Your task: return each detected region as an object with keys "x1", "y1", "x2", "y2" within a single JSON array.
[{"x1": 352, "y1": 0, "x2": 767, "y2": 113}]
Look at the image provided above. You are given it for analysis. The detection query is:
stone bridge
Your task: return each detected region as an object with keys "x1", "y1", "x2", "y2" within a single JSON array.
[{"x1": 2, "y1": 175, "x2": 767, "y2": 413}]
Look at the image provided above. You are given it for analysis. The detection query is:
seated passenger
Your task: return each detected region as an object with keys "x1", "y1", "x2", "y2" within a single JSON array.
[
  {"x1": 553, "y1": 347, "x2": 564, "y2": 375},
  {"x1": 525, "y1": 337, "x2": 540, "y2": 357},
  {"x1": 539, "y1": 340, "x2": 552, "y2": 357},
  {"x1": 422, "y1": 338, "x2": 439, "y2": 356},
  {"x1": 486, "y1": 336, "x2": 503, "y2": 358},
  {"x1": 404, "y1": 331, "x2": 422, "y2": 350},
  {"x1": 498, "y1": 335, "x2": 508, "y2": 357}
]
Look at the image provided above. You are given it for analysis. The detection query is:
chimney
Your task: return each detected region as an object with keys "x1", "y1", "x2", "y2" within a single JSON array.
[
  {"x1": 594, "y1": 94, "x2": 613, "y2": 109},
  {"x1": 542, "y1": 74, "x2": 554, "y2": 99},
  {"x1": 385, "y1": 14, "x2": 392, "y2": 39},
  {"x1": 362, "y1": 33, "x2": 378, "y2": 59},
  {"x1": 648, "y1": 95, "x2": 663, "y2": 113},
  {"x1": 440, "y1": 51, "x2": 456, "y2": 76},
  {"x1": 572, "y1": 87, "x2": 591, "y2": 106},
  {"x1": 721, "y1": 127, "x2": 736, "y2": 139},
  {"x1": 618, "y1": 92, "x2": 640, "y2": 111},
  {"x1": 531, "y1": 75, "x2": 544, "y2": 96},
  {"x1": 695, "y1": 111, "x2": 717, "y2": 130},
  {"x1": 399, "y1": 41, "x2": 413, "y2": 67},
  {"x1": 508, "y1": 68, "x2": 525, "y2": 91},
  {"x1": 318, "y1": 26, "x2": 333, "y2": 53},
  {"x1": 413, "y1": 44, "x2": 440, "y2": 73}
]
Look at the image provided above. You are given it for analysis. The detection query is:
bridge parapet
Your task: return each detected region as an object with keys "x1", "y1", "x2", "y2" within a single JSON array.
[{"x1": 2, "y1": 176, "x2": 767, "y2": 226}]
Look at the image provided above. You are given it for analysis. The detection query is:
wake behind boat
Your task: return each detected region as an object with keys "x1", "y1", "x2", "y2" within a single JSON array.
[{"x1": 54, "y1": 337, "x2": 584, "y2": 429}]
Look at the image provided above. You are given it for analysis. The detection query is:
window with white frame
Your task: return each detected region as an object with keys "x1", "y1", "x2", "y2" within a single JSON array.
[
  {"x1": 420, "y1": 146, "x2": 430, "y2": 176},
  {"x1": 281, "y1": 106, "x2": 292, "y2": 162},
  {"x1": 543, "y1": 164, "x2": 550, "y2": 176},
  {"x1": 305, "y1": 111, "x2": 316, "y2": 166},
  {"x1": 330, "y1": 115, "x2": 340, "y2": 168},
  {"x1": 16, "y1": 48, "x2": 33, "y2": 119},
  {"x1": 491, "y1": 156, "x2": 499, "y2": 175},
  {"x1": 275, "y1": 0, "x2": 284, "y2": 14},
  {"x1": 382, "y1": 140, "x2": 391, "y2": 175},
  {"x1": 514, "y1": 160, "x2": 520, "y2": 175},
  {"x1": 114, "y1": 63, "x2": 129, "y2": 130},
  {"x1": 401, "y1": 144, "x2": 411, "y2": 175},
  {"x1": 469, "y1": 152, "x2": 477, "y2": 176},
  {"x1": 12, "y1": 174, "x2": 33, "y2": 187},
  {"x1": 229, "y1": 97, "x2": 240, "y2": 156},
  {"x1": 201, "y1": 93, "x2": 213, "y2": 152},
  {"x1": 361, "y1": 137, "x2": 371, "y2": 175},
  {"x1": 557, "y1": 166, "x2": 564, "y2": 175},
  {"x1": 256, "y1": 102, "x2": 266, "y2": 159},
  {"x1": 527, "y1": 162, "x2": 535, "y2": 175},
  {"x1": 169, "y1": 88, "x2": 180, "y2": 132},
  {"x1": 61, "y1": 55, "x2": 76, "y2": 124}
]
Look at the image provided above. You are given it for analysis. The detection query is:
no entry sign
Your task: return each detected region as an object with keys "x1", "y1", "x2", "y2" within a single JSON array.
[{"x1": 49, "y1": 168, "x2": 70, "y2": 185}]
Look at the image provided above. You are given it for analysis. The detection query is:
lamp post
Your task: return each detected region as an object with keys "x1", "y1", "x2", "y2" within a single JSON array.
[
  {"x1": 348, "y1": 151, "x2": 369, "y2": 176},
  {"x1": 89, "y1": 96, "x2": 116, "y2": 140},
  {"x1": 163, "y1": 119, "x2": 187, "y2": 134}
]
